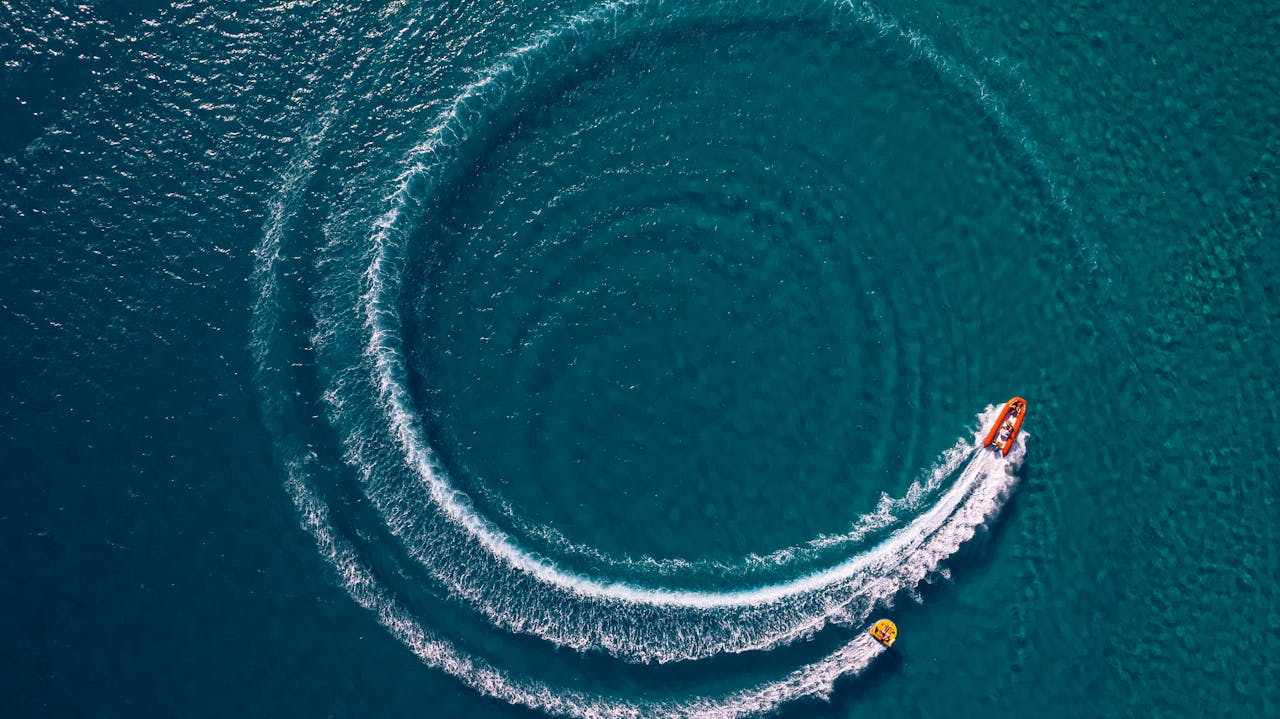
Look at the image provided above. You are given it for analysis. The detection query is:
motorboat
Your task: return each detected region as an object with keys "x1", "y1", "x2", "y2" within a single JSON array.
[{"x1": 983, "y1": 397, "x2": 1027, "y2": 457}]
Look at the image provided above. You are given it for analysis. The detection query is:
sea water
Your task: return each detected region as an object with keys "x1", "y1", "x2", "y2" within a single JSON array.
[{"x1": 2, "y1": 0, "x2": 1277, "y2": 717}]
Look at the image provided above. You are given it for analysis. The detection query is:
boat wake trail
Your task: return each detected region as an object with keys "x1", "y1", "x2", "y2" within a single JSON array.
[
  {"x1": 249, "y1": 0, "x2": 1045, "y2": 715},
  {"x1": 267, "y1": 386, "x2": 1021, "y2": 718}
]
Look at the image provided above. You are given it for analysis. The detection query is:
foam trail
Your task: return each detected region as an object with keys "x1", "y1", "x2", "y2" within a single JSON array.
[
  {"x1": 304, "y1": 0, "x2": 1038, "y2": 663},
  {"x1": 259, "y1": 171, "x2": 1022, "y2": 699},
  {"x1": 251, "y1": 0, "x2": 1040, "y2": 707},
  {"x1": 338, "y1": 0, "x2": 1084, "y2": 589},
  {"x1": 275, "y1": 448, "x2": 896, "y2": 719}
]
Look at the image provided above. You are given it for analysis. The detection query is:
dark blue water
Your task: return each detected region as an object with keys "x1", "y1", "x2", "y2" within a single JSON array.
[{"x1": 3, "y1": 1, "x2": 1277, "y2": 717}]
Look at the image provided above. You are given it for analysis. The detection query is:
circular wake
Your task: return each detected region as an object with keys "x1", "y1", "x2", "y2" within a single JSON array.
[{"x1": 252, "y1": 0, "x2": 1061, "y2": 715}]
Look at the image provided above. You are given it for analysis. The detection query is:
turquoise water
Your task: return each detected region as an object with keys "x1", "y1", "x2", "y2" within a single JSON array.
[{"x1": 2, "y1": 0, "x2": 1277, "y2": 716}]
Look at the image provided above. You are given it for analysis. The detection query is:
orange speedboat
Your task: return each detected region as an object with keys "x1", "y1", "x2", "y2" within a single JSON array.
[{"x1": 983, "y1": 397, "x2": 1027, "y2": 457}]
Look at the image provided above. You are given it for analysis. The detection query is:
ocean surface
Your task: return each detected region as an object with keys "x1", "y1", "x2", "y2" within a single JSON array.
[{"x1": 2, "y1": 0, "x2": 1277, "y2": 716}]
